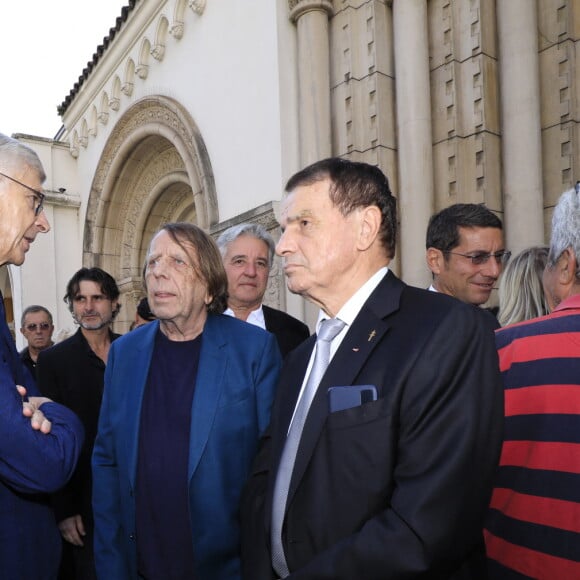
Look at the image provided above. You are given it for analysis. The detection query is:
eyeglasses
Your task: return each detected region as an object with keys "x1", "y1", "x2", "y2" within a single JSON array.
[
  {"x1": 24, "y1": 322, "x2": 51, "y2": 332},
  {"x1": 0, "y1": 172, "x2": 45, "y2": 216},
  {"x1": 443, "y1": 250, "x2": 512, "y2": 266}
]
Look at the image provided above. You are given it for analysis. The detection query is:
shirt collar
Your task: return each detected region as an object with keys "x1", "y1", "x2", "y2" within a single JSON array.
[{"x1": 315, "y1": 266, "x2": 389, "y2": 333}]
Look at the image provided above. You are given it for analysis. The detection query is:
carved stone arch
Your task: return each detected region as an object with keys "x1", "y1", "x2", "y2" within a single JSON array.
[
  {"x1": 152, "y1": 16, "x2": 169, "y2": 60},
  {"x1": 99, "y1": 92, "x2": 110, "y2": 124},
  {"x1": 89, "y1": 105, "x2": 98, "y2": 136},
  {"x1": 122, "y1": 59, "x2": 135, "y2": 96},
  {"x1": 83, "y1": 95, "x2": 218, "y2": 327},
  {"x1": 136, "y1": 39, "x2": 151, "y2": 78},
  {"x1": 110, "y1": 76, "x2": 121, "y2": 110},
  {"x1": 171, "y1": 0, "x2": 187, "y2": 38},
  {"x1": 80, "y1": 119, "x2": 89, "y2": 147},
  {"x1": 71, "y1": 130, "x2": 80, "y2": 158}
]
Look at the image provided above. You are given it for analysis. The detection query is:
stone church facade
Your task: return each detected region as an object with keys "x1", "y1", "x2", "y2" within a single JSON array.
[{"x1": 7, "y1": 0, "x2": 579, "y2": 343}]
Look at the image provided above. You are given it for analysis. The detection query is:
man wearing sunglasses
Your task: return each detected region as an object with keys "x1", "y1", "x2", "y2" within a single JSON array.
[
  {"x1": 0, "y1": 133, "x2": 83, "y2": 579},
  {"x1": 426, "y1": 203, "x2": 510, "y2": 312},
  {"x1": 19, "y1": 305, "x2": 54, "y2": 380}
]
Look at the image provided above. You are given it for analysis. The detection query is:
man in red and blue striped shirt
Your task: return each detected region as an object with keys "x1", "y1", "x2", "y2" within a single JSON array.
[{"x1": 485, "y1": 186, "x2": 580, "y2": 579}]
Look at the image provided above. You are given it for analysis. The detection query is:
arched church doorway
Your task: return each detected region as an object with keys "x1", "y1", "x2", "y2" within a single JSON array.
[{"x1": 83, "y1": 96, "x2": 217, "y2": 331}]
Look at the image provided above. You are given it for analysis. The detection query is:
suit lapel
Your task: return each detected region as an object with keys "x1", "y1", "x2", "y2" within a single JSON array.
[
  {"x1": 285, "y1": 271, "x2": 405, "y2": 505},
  {"x1": 127, "y1": 322, "x2": 158, "y2": 488},
  {"x1": 187, "y1": 315, "x2": 226, "y2": 480}
]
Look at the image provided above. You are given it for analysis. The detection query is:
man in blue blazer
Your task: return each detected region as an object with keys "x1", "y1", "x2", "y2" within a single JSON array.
[{"x1": 93, "y1": 223, "x2": 281, "y2": 579}]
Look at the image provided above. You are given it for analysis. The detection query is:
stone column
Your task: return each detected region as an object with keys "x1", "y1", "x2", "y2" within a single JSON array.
[
  {"x1": 288, "y1": 1, "x2": 334, "y2": 327},
  {"x1": 392, "y1": 0, "x2": 434, "y2": 286},
  {"x1": 289, "y1": 0, "x2": 333, "y2": 165},
  {"x1": 497, "y1": 0, "x2": 544, "y2": 252}
]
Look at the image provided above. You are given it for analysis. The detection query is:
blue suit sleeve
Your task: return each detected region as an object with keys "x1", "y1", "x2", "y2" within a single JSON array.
[
  {"x1": 0, "y1": 360, "x2": 84, "y2": 494},
  {"x1": 92, "y1": 341, "x2": 133, "y2": 578}
]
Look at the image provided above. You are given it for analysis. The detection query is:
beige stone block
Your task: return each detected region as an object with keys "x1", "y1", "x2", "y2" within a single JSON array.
[
  {"x1": 433, "y1": 132, "x2": 501, "y2": 211},
  {"x1": 431, "y1": 54, "x2": 499, "y2": 143},
  {"x1": 541, "y1": 122, "x2": 579, "y2": 209},
  {"x1": 332, "y1": 72, "x2": 396, "y2": 154},
  {"x1": 538, "y1": 0, "x2": 580, "y2": 49},
  {"x1": 539, "y1": 42, "x2": 572, "y2": 128},
  {"x1": 330, "y1": 0, "x2": 393, "y2": 88},
  {"x1": 429, "y1": 0, "x2": 497, "y2": 70}
]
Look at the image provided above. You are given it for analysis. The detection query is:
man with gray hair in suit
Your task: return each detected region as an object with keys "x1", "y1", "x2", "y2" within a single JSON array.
[{"x1": 217, "y1": 223, "x2": 310, "y2": 357}]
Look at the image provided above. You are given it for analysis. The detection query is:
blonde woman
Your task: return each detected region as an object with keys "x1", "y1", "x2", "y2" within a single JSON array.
[{"x1": 498, "y1": 246, "x2": 549, "y2": 327}]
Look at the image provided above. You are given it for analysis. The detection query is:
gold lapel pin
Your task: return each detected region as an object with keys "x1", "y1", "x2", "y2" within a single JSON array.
[{"x1": 368, "y1": 330, "x2": 377, "y2": 342}]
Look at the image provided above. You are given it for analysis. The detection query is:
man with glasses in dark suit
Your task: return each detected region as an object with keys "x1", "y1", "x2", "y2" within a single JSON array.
[{"x1": 426, "y1": 203, "x2": 510, "y2": 307}]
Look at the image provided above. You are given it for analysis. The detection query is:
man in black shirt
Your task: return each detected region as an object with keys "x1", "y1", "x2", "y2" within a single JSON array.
[
  {"x1": 19, "y1": 304, "x2": 54, "y2": 380},
  {"x1": 37, "y1": 268, "x2": 121, "y2": 580}
]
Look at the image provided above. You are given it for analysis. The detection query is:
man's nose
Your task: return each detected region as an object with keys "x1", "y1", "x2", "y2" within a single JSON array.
[
  {"x1": 483, "y1": 256, "x2": 501, "y2": 278},
  {"x1": 244, "y1": 262, "x2": 257, "y2": 276},
  {"x1": 276, "y1": 229, "x2": 294, "y2": 256},
  {"x1": 35, "y1": 211, "x2": 50, "y2": 233}
]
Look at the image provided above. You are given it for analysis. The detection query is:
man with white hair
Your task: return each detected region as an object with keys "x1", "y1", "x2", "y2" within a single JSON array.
[
  {"x1": 0, "y1": 133, "x2": 83, "y2": 578},
  {"x1": 217, "y1": 223, "x2": 310, "y2": 357},
  {"x1": 485, "y1": 186, "x2": 580, "y2": 578}
]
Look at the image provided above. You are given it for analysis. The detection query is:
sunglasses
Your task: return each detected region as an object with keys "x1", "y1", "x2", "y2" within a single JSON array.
[{"x1": 24, "y1": 322, "x2": 51, "y2": 332}]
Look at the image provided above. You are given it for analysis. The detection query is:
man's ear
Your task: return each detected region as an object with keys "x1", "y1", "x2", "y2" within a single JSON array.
[
  {"x1": 426, "y1": 247, "x2": 444, "y2": 275},
  {"x1": 357, "y1": 205, "x2": 382, "y2": 251},
  {"x1": 558, "y1": 248, "x2": 577, "y2": 285}
]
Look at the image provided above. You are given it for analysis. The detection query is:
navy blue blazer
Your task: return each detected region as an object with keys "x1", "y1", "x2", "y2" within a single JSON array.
[
  {"x1": 0, "y1": 310, "x2": 84, "y2": 579},
  {"x1": 93, "y1": 314, "x2": 282, "y2": 579}
]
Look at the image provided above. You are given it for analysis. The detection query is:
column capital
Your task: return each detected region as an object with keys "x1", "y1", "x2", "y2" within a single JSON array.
[{"x1": 288, "y1": 0, "x2": 333, "y2": 24}]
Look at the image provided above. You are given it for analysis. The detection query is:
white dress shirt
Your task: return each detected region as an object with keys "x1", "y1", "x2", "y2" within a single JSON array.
[{"x1": 224, "y1": 305, "x2": 266, "y2": 330}]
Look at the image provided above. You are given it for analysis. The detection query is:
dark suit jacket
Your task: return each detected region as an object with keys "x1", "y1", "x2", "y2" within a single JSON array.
[
  {"x1": 262, "y1": 305, "x2": 310, "y2": 357},
  {"x1": 93, "y1": 314, "x2": 281, "y2": 580},
  {"x1": 241, "y1": 271, "x2": 504, "y2": 579},
  {"x1": 37, "y1": 328, "x2": 120, "y2": 525}
]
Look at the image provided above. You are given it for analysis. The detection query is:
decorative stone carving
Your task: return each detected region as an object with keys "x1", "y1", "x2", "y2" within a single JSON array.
[
  {"x1": 109, "y1": 97, "x2": 120, "y2": 111},
  {"x1": 85, "y1": 97, "x2": 218, "y2": 270},
  {"x1": 121, "y1": 82, "x2": 134, "y2": 96},
  {"x1": 70, "y1": 144, "x2": 79, "y2": 159},
  {"x1": 288, "y1": 0, "x2": 333, "y2": 23},
  {"x1": 79, "y1": 135, "x2": 88, "y2": 148},
  {"x1": 98, "y1": 112, "x2": 109, "y2": 125},
  {"x1": 151, "y1": 43, "x2": 165, "y2": 61},
  {"x1": 170, "y1": 21, "x2": 184, "y2": 39},
  {"x1": 188, "y1": 0, "x2": 206, "y2": 15},
  {"x1": 135, "y1": 65, "x2": 149, "y2": 79}
]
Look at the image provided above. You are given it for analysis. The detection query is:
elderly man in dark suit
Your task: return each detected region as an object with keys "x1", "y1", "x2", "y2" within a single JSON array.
[
  {"x1": 217, "y1": 223, "x2": 310, "y2": 357},
  {"x1": 241, "y1": 157, "x2": 504, "y2": 579}
]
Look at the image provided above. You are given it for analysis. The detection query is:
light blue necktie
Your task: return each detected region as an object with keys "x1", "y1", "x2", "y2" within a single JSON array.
[{"x1": 271, "y1": 317, "x2": 346, "y2": 578}]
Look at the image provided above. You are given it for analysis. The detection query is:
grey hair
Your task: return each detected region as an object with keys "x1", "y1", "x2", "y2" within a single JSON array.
[
  {"x1": 21, "y1": 305, "x2": 54, "y2": 328},
  {"x1": 498, "y1": 246, "x2": 549, "y2": 327},
  {"x1": 216, "y1": 223, "x2": 275, "y2": 267},
  {"x1": 548, "y1": 187, "x2": 580, "y2": 278},
  {"x1": 0, "y1": 133, "x2": 46, "y2": 185}
]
